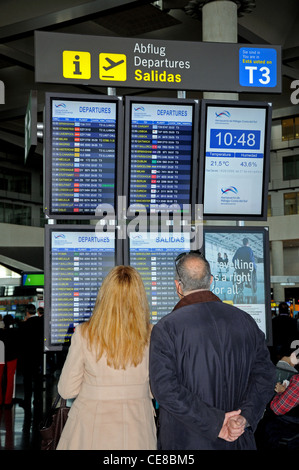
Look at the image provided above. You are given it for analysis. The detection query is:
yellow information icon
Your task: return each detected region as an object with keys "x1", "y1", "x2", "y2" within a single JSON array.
[
  {"x1": 63, "y1": 51, "x2": 91, "y2": 79},
  {"x1": 99, "y1": 53, "x2": 127, "y2": 81}
]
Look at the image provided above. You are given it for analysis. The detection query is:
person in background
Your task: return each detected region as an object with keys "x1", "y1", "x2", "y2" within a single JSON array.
[
  {"x1": 149, "y1": 251, "x2": 276, "y2": 450},
  {"x1": 232, "y1": 237, "x2": 256, "y2": 271},
  {"x1": 0, "y1": 315, "x2": 20, "y2": 408},
  {"x1": 275, "y1": 350, "x2": 299, "y2": 383},
  {"x1": 260, "y1": 352, "x2": 299, "y2": 450},
  {"x1": 56, "y1": 266, "x2": 156, "y2": 450},
  {"x1": 37, "y1": 307, "x2": 44, "y2": 318},
  {"x1": 271, "y1": 302, "x2": 299, "y2": 363},
  {"x1": 18, "y1": 304, "x2": 44, "y2": 409}
]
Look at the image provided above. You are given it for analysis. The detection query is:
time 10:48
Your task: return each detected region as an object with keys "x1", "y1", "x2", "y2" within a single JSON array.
[{"x1": 210, "y1": 129, "x2": 260, "y2": 150}]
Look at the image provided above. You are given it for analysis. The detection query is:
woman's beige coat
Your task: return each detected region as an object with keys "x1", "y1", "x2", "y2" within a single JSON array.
[{"x1": 56, "y1": 325, "x2": 157, "y2": 450}]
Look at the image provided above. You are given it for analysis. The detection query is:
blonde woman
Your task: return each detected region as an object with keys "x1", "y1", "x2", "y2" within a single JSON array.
[{"x1": 56, "y1": 266, "x2": 156, "y2": 450}]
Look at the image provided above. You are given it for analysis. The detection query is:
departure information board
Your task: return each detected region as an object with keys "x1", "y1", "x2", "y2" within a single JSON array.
[
  {"x1": 199, "y1": 100, "x2": 271, "y2": 220},
  {"x1": 44, "y1": 226, "x2": 117, "y2": 350},
  {"x1": 127, "y1": 231, "x2": 190, "y2": 323},
  {"x1": 124, "y1": 98, "x2": 198, "y2": 213},
  {"x1": 44, "y1": 93, "x2": 122, "y2": 219}
]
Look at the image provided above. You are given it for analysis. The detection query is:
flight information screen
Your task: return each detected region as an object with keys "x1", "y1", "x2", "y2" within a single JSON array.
[
  {"x1": 125, "y1": 99, "x2": 197, "y2": 213},
  {"x1": 45, "y1": 94, "x2": 121, "y2": 218},
  {"x1": 44, "y1": 226, "x2": 116, "y2": 350},
  {"x1": 128, "y1": 232, "x2": 190, "y2": 323},
  {"x1": 200, "y1": 101, "x2": 271, "y2": 220}
]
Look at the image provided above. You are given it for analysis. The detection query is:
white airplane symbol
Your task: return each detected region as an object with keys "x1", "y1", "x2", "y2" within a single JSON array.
[{"x1": 103, "y1": 58, "x2": 124, "y2": 71}]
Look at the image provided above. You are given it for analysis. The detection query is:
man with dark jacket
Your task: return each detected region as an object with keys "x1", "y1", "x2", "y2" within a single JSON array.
[
  {"x1": 149, "y1": 251, "x2": 276, "y2": 450},
  {"x1": 19, "y1": 304, "x2": 44, "y2": 408}
]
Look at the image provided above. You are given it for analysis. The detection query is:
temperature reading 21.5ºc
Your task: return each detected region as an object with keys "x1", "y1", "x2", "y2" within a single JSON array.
[{"x1": 210, "y1": 129, "x2": 260, "y2": 150}]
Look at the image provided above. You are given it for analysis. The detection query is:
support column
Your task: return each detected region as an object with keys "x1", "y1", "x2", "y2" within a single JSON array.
[
  {"x1": 271, "y1": 240, "x2": 285, "y2": 302},
  {"x1": 202, "y1": 0, "x2": 239, "y2": 100}
]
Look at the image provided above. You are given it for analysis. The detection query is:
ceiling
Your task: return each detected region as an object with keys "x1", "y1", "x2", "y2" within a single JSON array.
[{"x1": 0, "y1": 0, "x2": 299, "y2": 171}]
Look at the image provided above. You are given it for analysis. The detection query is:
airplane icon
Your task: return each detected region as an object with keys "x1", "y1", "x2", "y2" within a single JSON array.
[
  {"x1": 99, "y1": 53, "x2": 126, "y2": 81},
  {"x1": 103, "y1": 57, "x2": 125, "y2": 71}
]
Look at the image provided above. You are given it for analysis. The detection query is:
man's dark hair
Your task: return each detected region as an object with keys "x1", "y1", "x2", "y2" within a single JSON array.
[
  {"x1": 278, "y1": 302, "x2": 289, "y2": 315},
  {"x1": 26, "y1": 303, "x2": 36, "y2": 315},
  {"x1": 175, "y1": 252, "x2": 212, "y2": 293},
  {"x1": 3, "y1": 314, "x2": 14, "y2": 328}
]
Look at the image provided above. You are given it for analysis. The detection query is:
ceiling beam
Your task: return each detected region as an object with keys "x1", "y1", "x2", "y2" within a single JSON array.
[
  {"x1": 0, "y1": 129, "x2": 25, "y2": 148},
  {"x1": 282, "y1": 64, "x2": 299, "y2": 80},
  {"x1": 237, "y1": 24, "x2": 270, "y2": 45},
  {"x1": 0, "y1": 0, "x2": 154, "y2": 42},
  {"x1": 0, "y1": 44, "x2": 34, "y2": 69},
  {"x1": 282, "y1": 46, "x2": 299, "y2": 63}
]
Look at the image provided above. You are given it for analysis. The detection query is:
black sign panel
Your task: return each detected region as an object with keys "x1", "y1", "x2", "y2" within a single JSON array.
[
  {"x1": 35, "y1": 31, "x2": 281, "y2": 93},
  {"x1": 25, "y1": 90, "x2": 37, "y2": 162}
]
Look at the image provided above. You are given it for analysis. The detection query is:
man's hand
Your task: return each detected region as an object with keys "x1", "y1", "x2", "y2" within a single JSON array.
[
  {"x1": 274, "y1": 382, "x2": 286, "y2": 393},
  {"x1": 218, "y1": 410, "x2": 247, "y2": 442},
  {"x1": 227, "y1": 414, "x2": 247, "y2": 440}
]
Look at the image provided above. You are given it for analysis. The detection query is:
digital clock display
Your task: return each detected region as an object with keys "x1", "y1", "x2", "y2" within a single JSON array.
[
  {"x1": 202, "y1": 102, "x2": 269, "y2": 219},
  {"x1": 210, "y1": 129, "x2": 261, "y2": 150}
]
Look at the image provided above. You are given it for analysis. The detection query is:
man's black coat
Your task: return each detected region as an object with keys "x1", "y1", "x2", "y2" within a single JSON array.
[{"x1": 149, "y1": 291, "x2": 276, "y2": 450}]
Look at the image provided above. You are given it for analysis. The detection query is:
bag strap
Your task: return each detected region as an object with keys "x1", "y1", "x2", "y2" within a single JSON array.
[
  {"x1": 40, "y1": 393, "x2": 68, "y2": 430},
  {"x1": 52, "y1": 393, "x2": 61, "y2": 409},
  {"x1": 53, "y1": 393, "x2": 68, "y2": 409}
]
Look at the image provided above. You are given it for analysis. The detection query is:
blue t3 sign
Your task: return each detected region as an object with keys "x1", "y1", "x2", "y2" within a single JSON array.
[{"x1": 239, "y1": 47, "x2": 277, "y2": 88}]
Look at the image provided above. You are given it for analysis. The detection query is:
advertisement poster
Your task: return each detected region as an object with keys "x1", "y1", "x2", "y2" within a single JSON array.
[
  {"x1": 204, "y1": 228, "x2": 269, "y2": 338},
  {"x1": 203, "y1": 105, "x2": 267, "y2": 217}
]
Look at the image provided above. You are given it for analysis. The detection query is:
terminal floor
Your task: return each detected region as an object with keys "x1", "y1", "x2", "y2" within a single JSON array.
[{"x1": 0, "y1": 372, "x2": 58, "y2": 451}]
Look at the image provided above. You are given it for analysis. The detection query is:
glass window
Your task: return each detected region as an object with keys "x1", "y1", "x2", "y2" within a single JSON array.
[
  {"x1": 283, "y1": 155, "x2": 299, "y2": 180},
  {"x1": 0, "y1": 202, "x2": 31, "y2": 225},
  {"x1": 282, "y1": 118, "x2": 295, "y2": 141},
  {"x1": 267, "y1": 195, "x2": 271, "y2": 217},
  {"x1": 284, "y1": 192, "x2": 299, "y2": 215},
  {"x1": 0, "y1": 167, "x2": 31, "y2": 194}
]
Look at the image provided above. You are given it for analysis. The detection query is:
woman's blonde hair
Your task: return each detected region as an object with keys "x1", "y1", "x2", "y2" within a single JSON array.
[{"x1": 81, "y1": 265, "x2": 151, "y2": 369}]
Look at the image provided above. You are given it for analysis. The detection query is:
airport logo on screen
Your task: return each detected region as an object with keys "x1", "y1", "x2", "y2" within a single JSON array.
[{"x1": 35, "y1": 31, "x2": 282, "y2": 93}]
